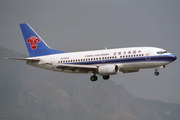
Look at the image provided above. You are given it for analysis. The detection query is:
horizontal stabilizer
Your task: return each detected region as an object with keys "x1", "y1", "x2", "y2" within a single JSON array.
[{"x1": 4, "y1": 57, "x2": 40, "y2": 61}]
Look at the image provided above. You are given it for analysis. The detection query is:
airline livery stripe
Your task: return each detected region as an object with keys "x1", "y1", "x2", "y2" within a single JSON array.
[{"x1": 65, "y1": 55, "x2": 174, "y2": 65}]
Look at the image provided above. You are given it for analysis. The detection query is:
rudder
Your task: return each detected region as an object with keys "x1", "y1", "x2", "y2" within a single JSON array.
[{"x1": 20, "y1": 23, "x2": 66, "y2": 57}]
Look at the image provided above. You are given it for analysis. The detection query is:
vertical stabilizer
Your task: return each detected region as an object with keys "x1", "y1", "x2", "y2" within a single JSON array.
[{"x1": 20, "y1": 23, "x2": 66, "y2": 57}]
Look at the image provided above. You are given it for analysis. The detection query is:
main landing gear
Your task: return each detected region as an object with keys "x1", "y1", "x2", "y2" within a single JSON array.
[
  {"x1": 103, "y1": 76, "x2": 110, "y2": 80},
  {"x1": 90, "y1": 75, "x2": 98, "y2": 81},
  {"x1": 90, "y1": 75, "x2": 110, "y2": 81}
]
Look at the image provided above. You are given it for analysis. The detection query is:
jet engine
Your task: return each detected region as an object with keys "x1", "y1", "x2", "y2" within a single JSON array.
[{"x1": 98, "y1": 64, "x2": 119, "y2": 76}]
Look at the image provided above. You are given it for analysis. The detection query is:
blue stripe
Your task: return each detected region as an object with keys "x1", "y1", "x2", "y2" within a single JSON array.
[{"x1": 66, "y1": 55, "x2": 174, "y2": 65}]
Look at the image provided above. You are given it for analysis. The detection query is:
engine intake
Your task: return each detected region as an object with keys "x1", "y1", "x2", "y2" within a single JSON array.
[{"x1": 98, "y1": 64, "x2": 118, "y2": 76}]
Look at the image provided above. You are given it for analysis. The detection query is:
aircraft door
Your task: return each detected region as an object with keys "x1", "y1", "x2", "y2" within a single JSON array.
[{"x1": 145, "y1": 50, "x2": 151, "y2": 61}]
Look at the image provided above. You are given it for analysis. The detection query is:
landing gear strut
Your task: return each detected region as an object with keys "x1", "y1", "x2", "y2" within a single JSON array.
[{"x1": 90, "y1": 75, "x2": 98, "y2": 81}]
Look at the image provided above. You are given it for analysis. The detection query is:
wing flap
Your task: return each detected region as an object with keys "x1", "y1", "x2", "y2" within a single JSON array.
[{"x1": 56, "y1": 64, "x2": 97, "y2": 73}]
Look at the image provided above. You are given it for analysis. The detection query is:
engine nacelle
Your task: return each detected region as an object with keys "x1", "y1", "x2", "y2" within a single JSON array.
[{"x1": 98, "y1": 64, "x2": 119, "y2": 76}]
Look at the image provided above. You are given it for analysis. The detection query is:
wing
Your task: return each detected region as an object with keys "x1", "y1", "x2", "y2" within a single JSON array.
[
  {"x1": 4, "y1": 57, "x2": 40, "y2": 62},
  {"x1": 55, "y1": 64, "x2": 98, "y2": 73}
]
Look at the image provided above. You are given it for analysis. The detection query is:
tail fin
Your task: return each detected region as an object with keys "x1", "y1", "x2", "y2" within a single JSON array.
[{"x1": 20, "y1": 23, "x2": 66, "y2": 57}]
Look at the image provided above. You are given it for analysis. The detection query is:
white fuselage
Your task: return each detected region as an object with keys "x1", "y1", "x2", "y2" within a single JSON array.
[{"x1": 27, "y1": 47, "x2": 176, "y2": 74}]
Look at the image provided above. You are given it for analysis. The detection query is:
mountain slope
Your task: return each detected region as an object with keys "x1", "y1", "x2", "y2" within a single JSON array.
[
  {"x1": 139, "y1": 98, "x2": 180, "y2": 120},
  {"x1": 0, "y1": 47, "x2": 179, "y2": 120}
]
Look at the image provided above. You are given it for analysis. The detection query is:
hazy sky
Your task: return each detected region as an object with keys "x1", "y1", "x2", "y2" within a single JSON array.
[{"x1": 1, "y1": 0, "x2": 180, "y2": 103}]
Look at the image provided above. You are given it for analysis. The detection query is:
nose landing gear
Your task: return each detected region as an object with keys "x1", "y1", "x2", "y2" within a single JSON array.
[
  {"x1": 154, "y1": 71, "x2": 159, "y2": 76},
  {"x1": 154, "y1": 68, "x2": 160, "y2": 76},
  {"x1": 154, "y1": 66, "x2": 165, "y2": 76}
]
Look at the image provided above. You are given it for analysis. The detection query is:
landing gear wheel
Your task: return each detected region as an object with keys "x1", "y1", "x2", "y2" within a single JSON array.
[
  {"x1": 103, "y1": 75, "x2": 110, "y2": 80},
  {"x1": 154, "y1": 71, "x2": 159, "y2": 76},
  {"x1": 90, "y1": 75, "x2": 98, "y2": 81}
]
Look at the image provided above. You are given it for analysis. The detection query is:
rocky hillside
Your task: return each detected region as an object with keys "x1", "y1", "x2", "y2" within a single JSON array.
[{"x1": 0, "y1": 47, "x2": 179, "y2": 120}]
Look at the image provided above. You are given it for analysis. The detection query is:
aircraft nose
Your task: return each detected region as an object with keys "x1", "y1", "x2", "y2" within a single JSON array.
[
  {"x1": 173, "y1": 55, "x2": 177, "y2": 61},
  {"x1": 171, "y1": 54, "x2": 177, "y2": 62}
]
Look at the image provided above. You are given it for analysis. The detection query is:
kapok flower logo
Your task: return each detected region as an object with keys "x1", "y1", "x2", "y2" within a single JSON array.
[{"x1": 27, "y1": 36, "x2": 40, "y2": 50}]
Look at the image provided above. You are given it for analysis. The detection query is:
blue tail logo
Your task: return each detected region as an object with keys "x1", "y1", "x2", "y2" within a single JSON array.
[
  {"x1": 27, "y1": 36, "x2": 40, "y2": 50},
  {"x1": 20, "y1": 23, "x2": 66, "y2": 57}
]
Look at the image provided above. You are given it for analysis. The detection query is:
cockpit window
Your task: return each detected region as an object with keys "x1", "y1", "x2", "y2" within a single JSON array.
[
  {"x1": 157, "y1": 51, "x2": 168, "y2": 54},
  {"x1": 163, "y1": 51, "x2": 167, "y2": 53},
  {"x1": 157, "y1": 51, "x2": 162, "y2": 54}
]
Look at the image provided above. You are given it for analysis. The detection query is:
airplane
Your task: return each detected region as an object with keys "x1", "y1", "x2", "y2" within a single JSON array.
[{"x1": 7, "y1": 23, "x2": 177, "y2": 81}]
